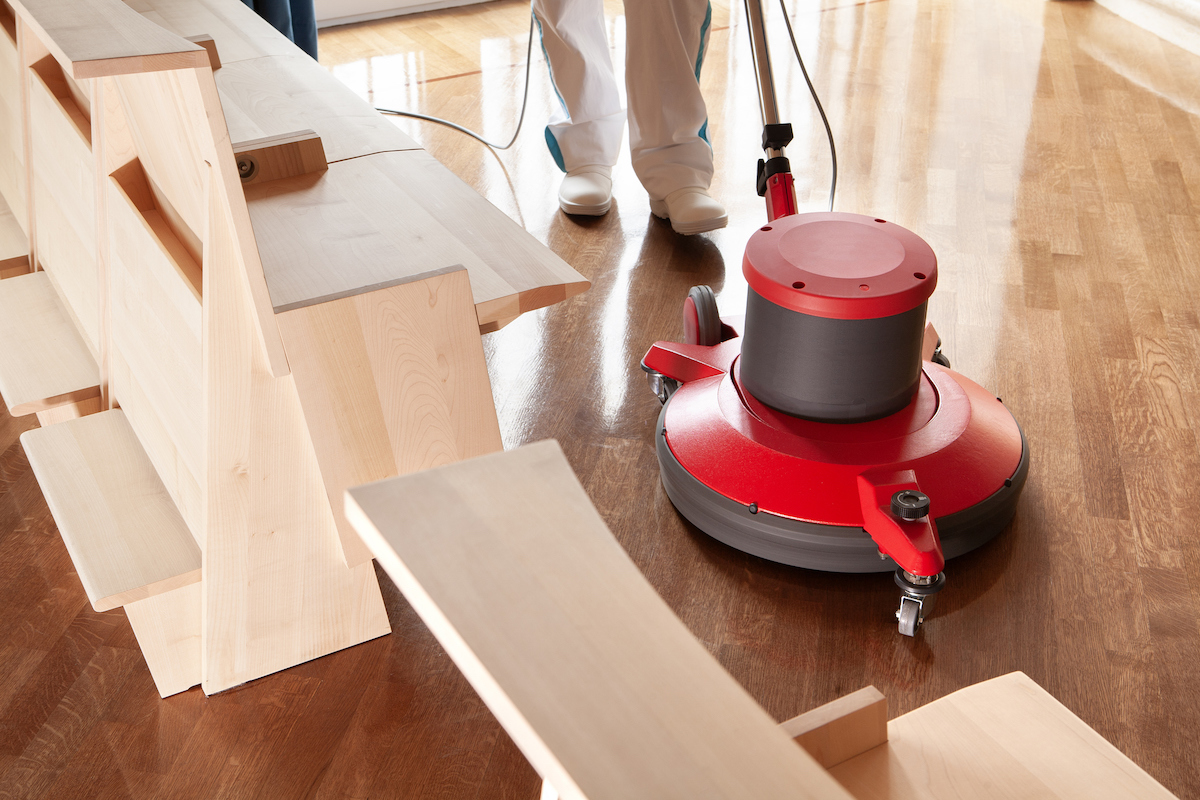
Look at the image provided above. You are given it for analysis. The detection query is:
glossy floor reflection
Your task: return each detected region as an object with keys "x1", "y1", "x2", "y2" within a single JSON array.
[
  {"x1": 319, "y1": 0, "x2": 1200, "y2": 793},
  {"x1": 0, "y1": 0, "x2": 1198, "y2": 797}
]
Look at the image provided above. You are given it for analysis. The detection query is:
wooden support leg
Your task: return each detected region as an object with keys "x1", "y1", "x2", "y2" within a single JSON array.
[
  {"x1": 203, "y1": 164, "x2": 390, "y2": 695},
  {"x1": 124, "y1": 581, "x2": 202, "y2": 698},
  {"x1": 277, "y1": 266, "x2": 503, "y2": 567}
]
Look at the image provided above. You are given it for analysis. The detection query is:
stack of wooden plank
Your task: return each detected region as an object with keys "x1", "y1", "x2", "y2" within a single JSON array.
[{"x1": 0, "y1": 0, "x2": 587, "y2": 697}]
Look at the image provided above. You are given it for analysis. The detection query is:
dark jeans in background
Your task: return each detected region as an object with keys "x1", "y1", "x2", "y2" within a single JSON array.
[{"x1": 240, "y1": 0, "x2": 319, "y2": 59}]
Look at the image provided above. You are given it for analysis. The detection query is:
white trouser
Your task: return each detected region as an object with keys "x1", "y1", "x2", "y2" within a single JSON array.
[{"x1": 532, "y1": 0, "x2": 715, "y2": 201}]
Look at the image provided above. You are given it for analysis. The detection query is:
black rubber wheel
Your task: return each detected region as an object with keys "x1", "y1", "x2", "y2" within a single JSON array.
[{"x1": 684, "y1": 285, "x2": 722, "y2": 347}]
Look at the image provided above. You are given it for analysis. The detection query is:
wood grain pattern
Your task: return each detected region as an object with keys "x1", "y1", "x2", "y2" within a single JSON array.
[
  {"x1": 346, "y1": 441, "x2": 853, "y2": 800},
  {"x1": 0, "y1": 272, "x2": 98, "y2": 415},
  {"x1": 18, "y1": 410, "x2": 201, "y2": 613},
  {"x1": 829, "y1": 673, "x2": 1177, "y2": 798},
  {"x1": 278, "y1": 267, "x2": 503, "y2": 566},
  {"x1": 8, "y1": 0, "x2": 206, "y2": 79},
  {"x1": 106, "y1": 164, "x2": 204, "y2": 539},
  {"x1": 122, "y1": 582, "x2": 201, "y2": 698},
  {"x1": 202, "y1": 159, "x2": 392, "y2": 694}
]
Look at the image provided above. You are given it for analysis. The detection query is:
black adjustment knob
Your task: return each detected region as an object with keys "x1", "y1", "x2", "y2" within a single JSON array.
[{"x1": 891, "y1": 490, "x2": 930, "y2": 521}]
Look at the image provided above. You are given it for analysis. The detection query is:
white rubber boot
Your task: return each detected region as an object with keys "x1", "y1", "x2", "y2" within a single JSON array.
[
  {"x1": 559, "y1": 165, "x2": 613, "y2": 216},
  {"x1": 649, "y1": 187, "x2": 728, "y2": 235}
]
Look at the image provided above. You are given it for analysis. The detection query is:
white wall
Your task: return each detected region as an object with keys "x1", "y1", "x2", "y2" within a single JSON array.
[{"x1": 315, "y1": 0, "x2": 491, "y2": 28}]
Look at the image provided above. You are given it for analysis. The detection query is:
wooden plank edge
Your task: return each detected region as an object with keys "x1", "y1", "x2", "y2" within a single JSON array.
[
  {"x1": 269, "y1": 264, "x2": 464, "y2": 314},
  {"x1": 0, "y1": 254, "x2": 30, "y2": 278},
  {"x1": 9, "y1": 0, "x2": 206, "y2": 80},
  {"x1": 780, "y1": 686, "x2": 888, "y2": 769},
  {"x1": 71, "y1": 49, "x2": 210, "y2": 80},
  {"x1": 475, "y1": 279, "x2": 590, "y2": 333},
  {"x1": 198, "y1": 70, "x2": 291, "y2": 378},
  {"x1": 342, "y1": 481, "x2": 593, "y2": 800},
  {"x1": 91, "y1": 566, "x2": 201, "y2": 613},
  {"x1": 8, "y1": 384, "x2": 100, "y2": 417},
  {"x1": 35, "y1": 395, "x2": 101, "y2": 426},
  {"x1": 184, "y1": 34, "x2": 220, "y2": 71}
]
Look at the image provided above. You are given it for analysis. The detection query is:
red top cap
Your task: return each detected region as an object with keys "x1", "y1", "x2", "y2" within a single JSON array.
[{"x1": 743, "y1": 212, "x2": 937, "y2": 320}]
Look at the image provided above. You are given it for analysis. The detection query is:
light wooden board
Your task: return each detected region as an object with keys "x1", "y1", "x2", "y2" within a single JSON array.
[
  {"x1": 114, "y1": 64, "x2": 290, "y2": 378},
  {"x1": 9, "y1": 0, "x2": 206, "y2": 78},
  {"x1": 32, "y1": 174, "x2": 98, "y2": 351},
  {"x1": 124, "y1": 581, "x2": 201, "y2": 697},
  {"x1": 0, "y1": 271, "x2": 98, "y2": 414},
  {"x1": 108, "y1": 348, "x2": 203, "y2": 541},
  {"x1": 216, "y1": 53, "x2": 420, "y2": 161},
  {"x1": 115, "y1": 68, "x2": 210, "y2": 266},
  {"x1": 278, "y1": 266, "x2": 503, "y2": 566},
  {"x1": 345, "y1": 441, "x2": 853, "y2": 800},
  {"x1": 203, "y1": 159, "x2": 390, "y2": 694},
  {"x1": 781, "y1": 687, "x2": 888, "y2": 770},
  {"x1": 0, "y1": 187, "x2": 27, "y2": 276},
  {"x1": 27, "y1": 57, "x2": 98, "y2": 348},
  {"x1": 829, "y1": 672, "x2": 1179, "y2": 799},
  {"x1": 244, "y1": 150, "x2": 588, "y2": 327},
  {"x1": 0, "y1": 12, "x2": 25, "y2": 227},
  {"x1": 106, "y1": 169, "x2": 204, "y2": 540},
  {"x1": 19, "y1": 409, "x2": 202, "y2": 612}
]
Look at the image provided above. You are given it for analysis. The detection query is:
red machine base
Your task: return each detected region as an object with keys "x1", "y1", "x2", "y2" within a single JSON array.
[{"x1": 644, "y1": 323, "x2": 1028, "y2": 576}]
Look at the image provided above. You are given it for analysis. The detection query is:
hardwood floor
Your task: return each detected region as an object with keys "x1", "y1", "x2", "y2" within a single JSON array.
[{"x1": 2, "y1": 0, "x2": 1199, "y2": 796}]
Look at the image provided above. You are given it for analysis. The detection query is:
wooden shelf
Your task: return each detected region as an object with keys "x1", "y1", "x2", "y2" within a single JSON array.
[
  {"x1": 20, "y1": 409, "x2": 201, "y2": 612},
  {"x1": 0, "y1": 271, "x2": 98, "y2": 415}
]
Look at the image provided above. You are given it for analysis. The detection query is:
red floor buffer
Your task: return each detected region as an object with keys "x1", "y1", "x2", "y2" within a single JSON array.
[{"x1": 641, "y1": 0, "x2": 1028, "y2": 636}]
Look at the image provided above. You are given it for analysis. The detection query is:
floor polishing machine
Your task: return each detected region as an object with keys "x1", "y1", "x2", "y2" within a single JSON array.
[{"x1": 641, "y1": 0, "x2": 1028, "y2": 636}]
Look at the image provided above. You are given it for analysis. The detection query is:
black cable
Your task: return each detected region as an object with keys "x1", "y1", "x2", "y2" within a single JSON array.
[
  {"x1": 777, "y1": 0, "x2": 838, "y2": 211},
  {"x1": 376, "y1": 11, "x2": 536, "y2": 151}
]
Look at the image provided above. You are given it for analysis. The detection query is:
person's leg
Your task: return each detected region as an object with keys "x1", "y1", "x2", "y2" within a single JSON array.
[
  {"x1": 625, "y1": 0, "x2": 726, "y2": 233},
  {"x1": 533, "y1": 0, "x2": 626, "y2": 214}
]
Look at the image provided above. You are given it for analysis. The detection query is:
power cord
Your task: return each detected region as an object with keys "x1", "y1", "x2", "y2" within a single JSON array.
[
  {"x1": 776, "y1": 0, "x2": 838, "y2": 211},
  {"x1": 375, "y1": 11, "x2": 536, "y2": 150}
]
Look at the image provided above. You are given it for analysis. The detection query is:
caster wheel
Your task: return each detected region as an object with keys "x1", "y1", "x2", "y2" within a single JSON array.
[
  {"x1": 683, "y1": 285, "x2": 722, "y2": 346},
  {"x1": 897, "y1": 596, "x2": 921, "y2": 637},
  {"x1": 645, "y1": 369, "x2": 679, "y2": 405},
  {"x1": 931, "y1": 337, "x2": 951, "y2": 368}
]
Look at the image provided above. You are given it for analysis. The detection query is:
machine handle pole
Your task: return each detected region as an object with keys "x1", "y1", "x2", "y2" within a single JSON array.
[
  {"x1": 746, "y1": 0, "x2": 799, "y2": 219},
  {"x1": 745, "y1": 0, "x2": 782, "y2": 151}
]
